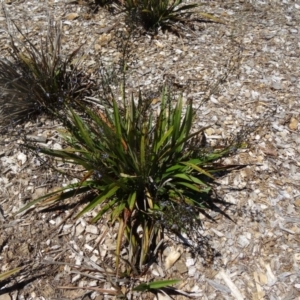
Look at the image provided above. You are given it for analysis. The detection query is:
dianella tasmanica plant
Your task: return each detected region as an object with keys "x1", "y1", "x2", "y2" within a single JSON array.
[
  {"x1": 123, "y1": 0, "x2": 199, "y2": 30},
  {"x1": 20, "y1": 88, "x2": 245, "y2": 273},
  {"x1": 122, "y1": 0, "x2": 224, "y2": 32},
  {"x1": 0, "y1": 19, "x2": 93, "y2": 126}
]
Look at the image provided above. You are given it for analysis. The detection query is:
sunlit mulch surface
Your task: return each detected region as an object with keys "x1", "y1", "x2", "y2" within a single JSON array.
[{"x1": 1, "y1": 0, "x2": 300, "y2": 299}]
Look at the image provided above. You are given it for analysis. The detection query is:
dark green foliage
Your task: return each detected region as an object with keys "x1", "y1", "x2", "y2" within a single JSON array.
[
  {"x1": 123, "y1": 0, "x2": 199, "y2": 30},
  {"x1": 20, "y1": 87, "x2": 246, "y2": 273}
]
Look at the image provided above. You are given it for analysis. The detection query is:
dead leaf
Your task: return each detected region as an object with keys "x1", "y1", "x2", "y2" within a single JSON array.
[
  {"x1": 294, "y1": 199, "x2": 300, "y2": 207},
  {"x1": 165, "y1": 250, "x2": 181, "y2": 270},
  {"x1": 289, "y1": 117, "x2": 298, "y2": 131},
  {"x1": 65, "y1": 13, "x2": 79, "y2": 20},
  {"x1": 261, "y1": 146, "x2": 278, "y2": 157}
]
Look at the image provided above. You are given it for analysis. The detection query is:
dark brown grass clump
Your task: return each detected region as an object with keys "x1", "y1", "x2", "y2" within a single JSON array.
[{"x1": 0, "y1": 20, "x2": 95, "y2": 126}]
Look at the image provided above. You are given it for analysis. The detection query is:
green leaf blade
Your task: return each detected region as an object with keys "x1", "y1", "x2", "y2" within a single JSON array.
[{"x1": 133, "y1": 279, "x2": 180, "y2": 291}]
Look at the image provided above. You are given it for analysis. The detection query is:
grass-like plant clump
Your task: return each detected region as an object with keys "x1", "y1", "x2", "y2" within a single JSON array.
[
  {"x1": 0, "y1": 3, "x2": 249, "y2": 298},
  {"x1": 123, "y1": 0, "x2": 199, "y2": 30},
  {"x1": 20, "y1": 86, "x2": 246, "y2": 273},
  {"x1": 0, "y1": 21, "x2": 93, "y2": 126}
]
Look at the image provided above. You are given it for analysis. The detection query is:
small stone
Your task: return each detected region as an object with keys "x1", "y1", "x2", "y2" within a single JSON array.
[{"x1": 289, "y1": 117, "x2": 298, "y2": 131}]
